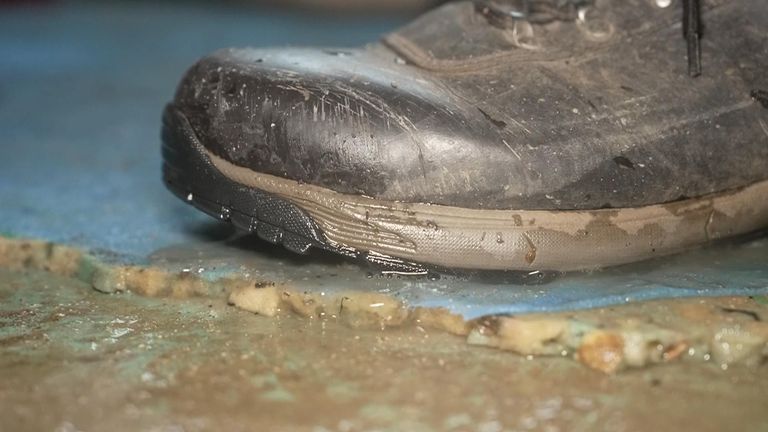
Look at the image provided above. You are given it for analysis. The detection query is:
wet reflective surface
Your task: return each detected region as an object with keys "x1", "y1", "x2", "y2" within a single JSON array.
[{"x1": 1, "y1": 4, "x2": 767, "y2": 430}]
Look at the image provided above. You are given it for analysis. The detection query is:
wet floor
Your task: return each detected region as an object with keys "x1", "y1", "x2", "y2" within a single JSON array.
[{"x1": 2, "y1": 3, "x2": 768, "y2": 430}]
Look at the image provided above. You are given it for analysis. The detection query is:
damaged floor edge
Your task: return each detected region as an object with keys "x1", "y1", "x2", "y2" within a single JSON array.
[{"x1": 2, "y1": 236, "x2": 766, "y2": 375}]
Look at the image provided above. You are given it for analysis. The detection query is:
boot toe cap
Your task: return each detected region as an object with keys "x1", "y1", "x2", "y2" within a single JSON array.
[{"x1": 171, "y1": 47, "x2": 517, "y2": 206}]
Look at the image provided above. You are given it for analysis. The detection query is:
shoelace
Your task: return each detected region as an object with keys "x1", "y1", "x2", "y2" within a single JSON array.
[
  {"x1": 682, "y1": 0, "x2": 702, "y2": 77},
  {"x1": 474, "y1": 0, "x2": 703, "y2": 77},
  {"x1": 474, "y1": 0, "x2": 591, "y2": 24}
]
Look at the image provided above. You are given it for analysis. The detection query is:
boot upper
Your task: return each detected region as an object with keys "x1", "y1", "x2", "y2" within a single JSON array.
[{"x1": 172, "y1": 0, "x2": 768, "y2": 210}]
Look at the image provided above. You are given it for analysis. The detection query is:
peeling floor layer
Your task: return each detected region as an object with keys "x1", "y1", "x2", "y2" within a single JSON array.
[
  {"x1": 2, "y1": 237, "x2": 767, "y2": 376},
  {"x1": 1, "y1": 267, "x2": 768, "y2": 432}
]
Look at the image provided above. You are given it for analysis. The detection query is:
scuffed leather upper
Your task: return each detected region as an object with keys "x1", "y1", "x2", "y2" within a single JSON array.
[{"x1": 172, "y1": 0, "x2": 768, "y2": 210}]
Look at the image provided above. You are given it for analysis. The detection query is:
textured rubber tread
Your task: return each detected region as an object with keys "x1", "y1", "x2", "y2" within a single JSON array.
[{"x1": 161, "y1": 105, "x2": 429, "y2": 274}]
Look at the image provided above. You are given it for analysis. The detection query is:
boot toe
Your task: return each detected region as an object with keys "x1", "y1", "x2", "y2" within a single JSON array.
[{"x1": 171, "y1": 47, "x2": 519, "y2": 207}]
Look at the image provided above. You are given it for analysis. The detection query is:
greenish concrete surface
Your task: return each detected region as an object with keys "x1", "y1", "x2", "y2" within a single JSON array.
[
  {"x1": 2, "y1": 267, "x2": 767, "y2": 432},
  {"x1": 1, "y1": 1, "x2": 767, "y2": 319}
]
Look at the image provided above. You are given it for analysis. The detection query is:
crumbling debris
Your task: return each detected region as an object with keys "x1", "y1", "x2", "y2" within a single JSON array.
[
  {"x1": 1, "y1": 236, "x2": 767, "y2": 374},
  {"x1": 228, "y1": 282, "x2": 281, "y2": 317}
]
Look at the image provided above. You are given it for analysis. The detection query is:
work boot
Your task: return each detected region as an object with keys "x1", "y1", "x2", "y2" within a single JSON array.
[{"x1": 162, "y1": 0, "x2": 768, "y2": 272}]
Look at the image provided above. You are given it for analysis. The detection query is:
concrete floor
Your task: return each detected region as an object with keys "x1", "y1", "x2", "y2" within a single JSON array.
[{"x1": 2, "y1": 267, "x2": 767, "y2": 432}]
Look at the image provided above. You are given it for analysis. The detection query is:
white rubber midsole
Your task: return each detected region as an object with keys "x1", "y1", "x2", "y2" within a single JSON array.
[{"x1": 208, "y1": 150, "x2": 768, "y2": 271}]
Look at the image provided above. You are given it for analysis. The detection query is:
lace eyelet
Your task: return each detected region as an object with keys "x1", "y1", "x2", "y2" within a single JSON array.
[
  {"x1": 475, "y1": 0, "x2": 593, "y2": 27},
  {"x1": 473, "y1": 0, "x2": 703, "y2": 77}
]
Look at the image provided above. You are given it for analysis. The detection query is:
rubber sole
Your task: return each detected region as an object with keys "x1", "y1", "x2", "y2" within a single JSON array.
[
  {"x1": 162, "y1": 106, "x2": 430, "y2": 275},
  {"x1": 162, "y1": 106, "x2": 768, "y2": 272}
]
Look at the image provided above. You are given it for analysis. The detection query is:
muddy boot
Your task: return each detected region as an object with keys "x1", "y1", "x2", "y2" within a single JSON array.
[{"x1": 162, "y1": 0, "x2": 768, "y2": 272}]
